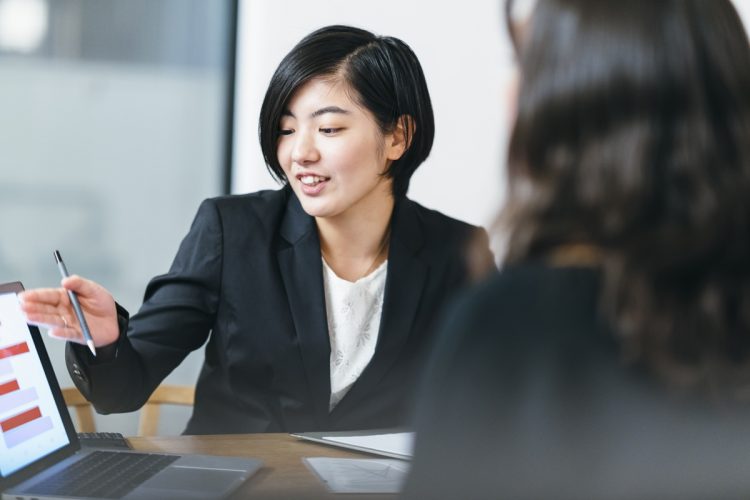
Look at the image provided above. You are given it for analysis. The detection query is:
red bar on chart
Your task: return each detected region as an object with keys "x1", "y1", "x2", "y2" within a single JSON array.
[
  {"x1": 1, "y1": 406, "x2": 42, "y2": 432},
  {"x1": 0, "y1": 379, "x2": 19, "y2": 395},
  {"x1": 0, "y1": 342, "x2": 30, "y2": 360}
]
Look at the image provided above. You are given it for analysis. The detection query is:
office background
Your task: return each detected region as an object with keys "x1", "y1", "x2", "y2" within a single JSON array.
[
  {"x1": 1, "y1": 0, "x2": 749, "y2": 436},
  {"x1": 0, "y1": 0, "x2": 233, "y2": 435}
]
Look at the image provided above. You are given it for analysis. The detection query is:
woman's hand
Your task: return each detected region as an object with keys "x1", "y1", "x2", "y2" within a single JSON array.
[{"x1": 18, "y1": 276, "x2": 120, "y2": 348}]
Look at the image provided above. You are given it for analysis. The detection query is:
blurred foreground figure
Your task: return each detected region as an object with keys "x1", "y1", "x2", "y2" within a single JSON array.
[{"x1": 404, "y1": 1, "x2": 750, "y2": 498}]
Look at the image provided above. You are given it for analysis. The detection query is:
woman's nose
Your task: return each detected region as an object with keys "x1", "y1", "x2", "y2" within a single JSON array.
[{"x1": 291, "y1": 131, "x2": 319, "y2": 165}]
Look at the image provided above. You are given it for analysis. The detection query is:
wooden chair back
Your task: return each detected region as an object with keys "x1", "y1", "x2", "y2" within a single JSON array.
[
  {"x1": 137, "y1": 384, "x2": 195, "y2": 436},
  {"x1": 61, "y1": 386, "x2": 96, "y2": 433},
  {"x1": 62, "y1": 384, "x2": 195, "y2": 436}
]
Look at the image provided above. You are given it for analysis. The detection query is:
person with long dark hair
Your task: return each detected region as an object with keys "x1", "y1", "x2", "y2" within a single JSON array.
[
  {"x1": 19, "y1": 25, "x2": 492, "y2": 434},
  {"x1": 404, "y1": 1, "x2": 750, "y2": 498}
]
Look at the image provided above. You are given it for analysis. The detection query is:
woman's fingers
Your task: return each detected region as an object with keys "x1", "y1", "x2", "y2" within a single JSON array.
[
  {"x1": 24, "y1": 311, "x2": 74, "y2": 329},
  {"x1": 18, "y1": 290, "x2": 76, "y2": 326},
  {"x1": 47, "y1": 324, "x2": 86, "y2": 344},
  {"x1": 18, "y1": 298, "x2": 71, "y2": 317},
  {"x1": 18, "y1": 276, "x2": 120, "y2": 347},
  {"x1": 19, "y1": 287, "x2": 83, "y2": 343},
  {"x1": 23, "y1": 311, "x2": 86, "y2": 345},
  {"x1": 61, "y1": 275, "x2": 111, "y2": 307},
  {"x1": 26, "y1": 309, "x2": 89, "y2": 345},
  {"x1": 61, "y1": 275, "x2": 97, "y2": 297},
  {"x1": 18, "y1": 288, "x2": 68, "y2": 309}
]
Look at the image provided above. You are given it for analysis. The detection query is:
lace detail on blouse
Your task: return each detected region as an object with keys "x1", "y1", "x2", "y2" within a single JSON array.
[{"x1": 322, "y1": 258, "x2": 388, "y2": 411}]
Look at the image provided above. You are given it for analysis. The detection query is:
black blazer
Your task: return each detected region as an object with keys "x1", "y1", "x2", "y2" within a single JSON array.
[{"x1": 67, "y1": 187, "x2": 491, "y2": 434}]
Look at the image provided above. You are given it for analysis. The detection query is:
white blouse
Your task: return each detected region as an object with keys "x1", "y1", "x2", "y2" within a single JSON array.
[{"x1": 322, "y1": 258, "x2": 388, "y2": 411}]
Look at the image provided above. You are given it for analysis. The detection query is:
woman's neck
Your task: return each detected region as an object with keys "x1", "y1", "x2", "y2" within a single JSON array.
[{"x1": 316, "y1": 198, "x2": 395, "y2": 282}]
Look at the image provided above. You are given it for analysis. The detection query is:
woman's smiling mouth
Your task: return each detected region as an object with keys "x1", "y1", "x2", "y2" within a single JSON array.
[
  {"x1": 296, "y1": 173, "x2": 330, "y2": 195},
  {"x1": 299, "y1": 174, "x2": 329, "y2": 186}
]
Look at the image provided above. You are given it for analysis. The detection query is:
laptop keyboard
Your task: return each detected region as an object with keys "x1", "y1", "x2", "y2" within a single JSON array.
[{"x1": 29, "y1": 450, "x2": 180, "y2": 498}]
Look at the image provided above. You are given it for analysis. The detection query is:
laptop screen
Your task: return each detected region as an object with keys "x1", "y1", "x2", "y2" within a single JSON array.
[{"x1": 0, "y1": 283, "x2": 77, "y2": 484}]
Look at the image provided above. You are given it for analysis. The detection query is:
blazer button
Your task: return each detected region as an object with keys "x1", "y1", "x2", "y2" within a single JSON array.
[{"x1": 72, "y1": 364, "x2": 87, "y2": 382}]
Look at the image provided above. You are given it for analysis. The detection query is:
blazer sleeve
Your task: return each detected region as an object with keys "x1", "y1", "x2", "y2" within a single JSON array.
[{"x1": 66, "y1": 198, "x2": 223, "y2": 413}]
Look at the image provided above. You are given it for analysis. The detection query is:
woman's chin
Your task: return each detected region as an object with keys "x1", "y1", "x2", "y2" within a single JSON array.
[{"x1": 297, "y1": 198, "x2": 337, "y2": 219}]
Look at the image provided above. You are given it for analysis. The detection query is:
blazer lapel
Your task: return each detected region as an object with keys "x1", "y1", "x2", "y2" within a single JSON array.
[
  {"x1": 277, "y1": 192, "x2": 331, "y2": 425},
  {"x1": 330, "y1": 198, "x2": 427, "y2": 416}
]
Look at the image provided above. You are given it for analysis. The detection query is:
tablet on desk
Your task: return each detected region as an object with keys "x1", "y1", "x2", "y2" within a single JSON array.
[{"x1": 291, "y1": 429, "x2": 414, "y2": 460}]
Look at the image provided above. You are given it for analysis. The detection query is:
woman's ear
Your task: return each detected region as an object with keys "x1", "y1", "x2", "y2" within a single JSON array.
[{"x1": 385, "y1": 115, "x2": 416, "y2": 161}]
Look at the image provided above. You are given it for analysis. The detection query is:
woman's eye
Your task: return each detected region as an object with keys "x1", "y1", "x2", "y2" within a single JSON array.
[
  {"x1": 320, "y1": 128, "x2": 341, "y2": 134},
  {"x1": 278, "y1": 129, "x2": 294, "y2": 136}
]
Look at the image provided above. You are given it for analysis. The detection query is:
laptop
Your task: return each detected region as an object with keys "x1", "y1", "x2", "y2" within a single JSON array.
[{"x1": 0, "y1": 281, "x2": 262, "y2": 500}]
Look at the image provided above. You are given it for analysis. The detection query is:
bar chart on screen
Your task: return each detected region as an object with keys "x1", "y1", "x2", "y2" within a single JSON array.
[{"x1": 0, "y1": 292, "x2": 69, "y2": 477}]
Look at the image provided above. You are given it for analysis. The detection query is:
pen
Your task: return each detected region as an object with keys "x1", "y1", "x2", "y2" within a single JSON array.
[{"x1": 53, "y1": 250, "x2": 96, "y2": 356}]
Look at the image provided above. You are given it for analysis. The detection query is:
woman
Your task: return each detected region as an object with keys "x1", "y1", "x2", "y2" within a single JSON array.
[
  {"x1": 20, "y1": 25, "x2": 492, "y2": 434},
  {"x1": 404, "y1": 1, "x2": 750, "y2": 498}
]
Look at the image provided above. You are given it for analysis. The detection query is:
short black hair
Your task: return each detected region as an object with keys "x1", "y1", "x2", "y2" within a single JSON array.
[{"x1": 258, "y1": 25, "x2": 434, "y2": 198}]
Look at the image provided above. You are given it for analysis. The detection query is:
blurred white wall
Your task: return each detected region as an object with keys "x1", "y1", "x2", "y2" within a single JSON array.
[{"x1": 737, "y1": 0, "x2": 750, "y2": 29}]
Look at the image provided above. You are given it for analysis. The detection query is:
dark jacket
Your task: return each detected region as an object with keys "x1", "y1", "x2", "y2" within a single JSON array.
[
  {"x1": 67, "y1": 187, "x2": 491, "y2": 434},
  {"x1": 404, "y1": 263, "x2": 750, "y2": 500}
]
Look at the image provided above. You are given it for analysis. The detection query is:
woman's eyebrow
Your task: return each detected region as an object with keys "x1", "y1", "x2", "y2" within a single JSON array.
[
  {"x1": 311, "y1": 106, "x2": 351, "y2": 118},
  {"x1": 281, "y1": 106, "x2": 351, "y2": 119}
]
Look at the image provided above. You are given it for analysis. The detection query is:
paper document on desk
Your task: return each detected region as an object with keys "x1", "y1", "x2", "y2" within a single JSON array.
[
  {"x1": 304, "y1": 457, "x2": 411, "y2": 493},
  {"x1": 292, "y1": 430, "x2": 415, "y2": 459}
]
